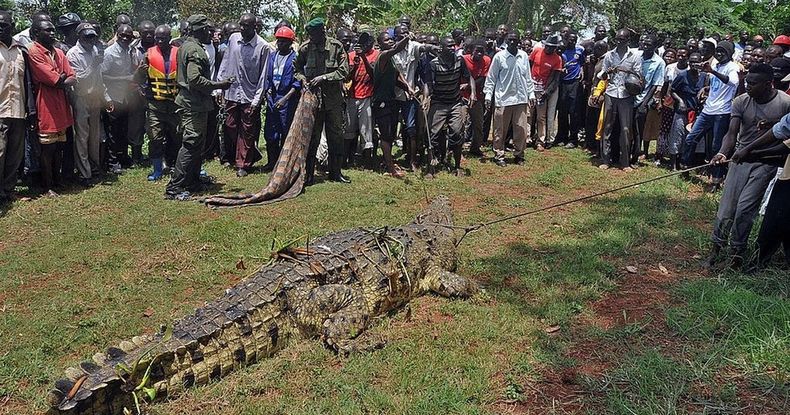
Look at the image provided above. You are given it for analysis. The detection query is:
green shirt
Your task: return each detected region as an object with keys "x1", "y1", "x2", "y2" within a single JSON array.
[
  {"x1": 294, "y1": 37, "x2": 349, "y2": 108},
  {"x1": 175, "y1": 37, "x2": 216, "y2": 112}
]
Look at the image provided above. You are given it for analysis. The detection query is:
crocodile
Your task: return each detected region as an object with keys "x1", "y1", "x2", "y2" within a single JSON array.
[{"x1": 47, "y1": 196, "x2": 478, "y2": 414}]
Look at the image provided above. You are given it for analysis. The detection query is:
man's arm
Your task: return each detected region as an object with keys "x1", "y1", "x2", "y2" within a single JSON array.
[
  {"x1": 710, "y1": 117, "x2": 742, "y2": 164},
  {"x1": 133, "y1": 54, "x2": 149, "y2": 84},
  {"x1": 732, "y1": 113, "x2": 790, "y2": 162},
  {"x1": 545, "y1": 69, "x2": 561, "y2": 94},
  {"x1": 28, "y1": 49, "x2": 66, "y2": 87},
  {"x1": 251, "y1": 45, "x2": 272, "y2": 108},
  {"x1": 321, "y1": 44, "x2": 350, "y2": 82},
  {"x1": 186, "y1": 50, "x2": 224, "y2": 94},
  {"x1": 483, "y1": 55, "x2": 498, "y2": 103},
  {"x1": 293, "y1": 46, "x2": 307, "y2": 82}
]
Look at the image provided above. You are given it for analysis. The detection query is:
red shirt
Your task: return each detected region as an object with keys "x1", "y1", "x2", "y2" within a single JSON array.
[
  {"x1": 28, "y1": 42, "x2": 75, "y2": 134},
  {"x1": 461, "y1": 54, "x2": 490, "y2": 100},
  {"x1": 348, "y1": 49, "x2": 379, "y2": 99},
  {"x1": 529, "y1": 47, "x2": 563, "y2": 90}
]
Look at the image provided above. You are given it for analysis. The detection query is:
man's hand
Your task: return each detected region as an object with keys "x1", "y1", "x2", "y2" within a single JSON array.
[
  {"x1": 216, "y1": 77, "x2": 234, "y2": 90},
  {"x1": 61, "y1": 76, "x2": 76, "y2": 88},
  {"x1": 309, "y1": 75, "x2": 325, "y2": 88},
  {"x1": 676, "y1": 101, "x2": 687, "y2": 113},
  {"x1": 105, "y1": 100, "x2": 114, "y2": 113},
  {"x1": 274, "y1": 96, "x2": 289, "y2": 109},
  {"x1": 710, "y1": 152, "x2": 727, "y2": 165},
  {"x1": 420, "y1": 95, "x2": 430, "y2": 112},
  {"x1": 730, "y1": 149, "x2": 748, "y2": 164},
  {"x1": 528, "y1": 97, "x2": 536, "y2": 107},
  {"x1": 701, "y1": 61, "x2": 713, "y2": 73}
]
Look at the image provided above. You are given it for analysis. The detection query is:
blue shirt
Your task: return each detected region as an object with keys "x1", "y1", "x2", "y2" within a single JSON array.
[
  {"x1": 634, "y1": 50, "x2": 666, "y2": 107},
  {"x1": 562, "y1": 45, "x2": 584, "y2": 81}
]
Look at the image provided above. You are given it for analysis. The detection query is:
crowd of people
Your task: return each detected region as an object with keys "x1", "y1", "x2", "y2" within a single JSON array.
[{"x1": 1, "y1": 9, "x2": 789, "y2": 269}]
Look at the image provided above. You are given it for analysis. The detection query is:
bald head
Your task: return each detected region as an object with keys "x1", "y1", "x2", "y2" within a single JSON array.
[
  {"x1": 239, "y1": 13, "x2": 256, "y2": 41},
  {"x1": 139, "y1": 20, "x2": 155, "y2": 47},
  {"x1": 115, "y1": 13, "x2": 131, "y2": 28},
  {"x1": 154, "y1": 25, "x2": 171, "y2": 49}
]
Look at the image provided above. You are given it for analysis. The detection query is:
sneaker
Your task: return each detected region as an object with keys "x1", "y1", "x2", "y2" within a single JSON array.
[
  {"x1": 236, "y1": 168, "x2": 248, "y2": 177},
  {"x1": 494, "y1": 159, "x2": 507, "y2": 167},
  {"x1": 564, "y1": 143, "x2": 576, "y2": 149},
  {"x1": 536, "y1": 144, "x2": 545, "y2": 152},
  {"x1": 598, "y1": 164, "x2": 610, "y2": 170},
  {"x1": 44, "y1": 189, "x2": 60, "y2": 198}
]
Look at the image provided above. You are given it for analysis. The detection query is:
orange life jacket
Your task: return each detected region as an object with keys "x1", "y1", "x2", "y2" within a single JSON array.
[{"x1": 147, "y1": 46, "x2": 178, "y2": 101}]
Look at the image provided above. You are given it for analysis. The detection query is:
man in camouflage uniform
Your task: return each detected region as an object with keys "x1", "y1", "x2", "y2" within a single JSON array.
[
  {"x1": 294, "y1": 17, "x2": 350, "y2": 185},
  {"x1": 165, "y1": 15, "x2": 231, "y2": 200}
]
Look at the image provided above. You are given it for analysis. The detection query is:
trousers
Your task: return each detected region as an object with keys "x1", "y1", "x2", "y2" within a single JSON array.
[
  {"x1": 711, "y1": 161, "x2": 777, "y2": 253},
  {"x1": 225, "y1": 101, "x2": 262, "y2": 169},
  {"x1": 0, "y1": 118, "x2": 25, "y2": 198},
  {"x1": 71, "y1": 93, "x2": 103, "y2": 179},
  {"x1": 493, "y1": 104, "x2": 530, "y2": 161},
  {"x1": 166, "y1": 109, "x2": 208, "y2": 195},
  {"x1": 601, "y1": 95, "x2": 635, "y2": 167}
]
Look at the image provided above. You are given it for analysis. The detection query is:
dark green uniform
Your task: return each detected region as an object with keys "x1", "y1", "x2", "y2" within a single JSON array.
[
  {"x1": 165, "y1": 36, "x2": 216, "y2": 197},
  {"x1": 294, "y1": 36, "x2": 350, "y2": 183}
]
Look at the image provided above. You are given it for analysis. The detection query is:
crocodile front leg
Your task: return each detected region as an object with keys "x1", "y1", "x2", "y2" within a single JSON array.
[
  {"x1": 290, "y1": 284, "x2": 381, "y2": 354},
  {"x1": 422, "y1": 263, "x2": 478, "y2": 298}
]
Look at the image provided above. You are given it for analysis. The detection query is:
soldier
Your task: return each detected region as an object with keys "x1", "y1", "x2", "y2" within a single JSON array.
[
  {"x1": 164, "y1": 15, "x2": 232, "y2": 201},
  {"x1": 294, "y1": 17, "x2": 351, "y2": 185},
  {"x1": 135, "y1": 25, "x2": 182, "y2": 181}
]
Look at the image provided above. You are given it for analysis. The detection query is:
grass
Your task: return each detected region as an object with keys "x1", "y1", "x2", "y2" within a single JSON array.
[{"x1": 0, "y1": 146, "x2": 787, "y2": 414}]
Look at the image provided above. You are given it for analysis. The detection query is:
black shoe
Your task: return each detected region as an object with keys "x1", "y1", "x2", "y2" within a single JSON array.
[
  {"x1": 236, "y1": 168, "x2": 248, "y2": 177},
  {"x1": 514, "y1": 157, "x2": 525, "y2": 166},
  {"x1": 704, "y1": 245, "x2": 722, "y2": 269},
  {"x1": 329, "y1": 174, "x2": 351, "y2": 184},
  {"x1": 468, "y1": 149, "x2": 485, "y2": 158},
  {"x1": 494, "y1": 159, "x2": 507, "y2": 167}
]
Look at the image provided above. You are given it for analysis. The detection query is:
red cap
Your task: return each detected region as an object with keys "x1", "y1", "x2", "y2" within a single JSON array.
[
  {"x1": 774, "y1": 35, "x2": 790, "y2": 47},
  {"x1": 275, "y1": 26, "x2": 296, "y2": 41}
]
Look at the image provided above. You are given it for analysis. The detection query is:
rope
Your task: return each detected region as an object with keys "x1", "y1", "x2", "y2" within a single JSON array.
[{"x1": 447, "y1": 161, "x2": 729, "y2": 246}]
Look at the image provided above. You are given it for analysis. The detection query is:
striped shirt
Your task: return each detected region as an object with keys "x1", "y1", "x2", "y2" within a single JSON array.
[{"x1": 426, "y1": 54, "x2": 469, "y2": 104}]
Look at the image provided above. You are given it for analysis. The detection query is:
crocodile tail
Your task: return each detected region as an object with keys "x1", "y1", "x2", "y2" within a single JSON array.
[{"x1": 48, "y1": 303, "x2": 288, "y2": 414}]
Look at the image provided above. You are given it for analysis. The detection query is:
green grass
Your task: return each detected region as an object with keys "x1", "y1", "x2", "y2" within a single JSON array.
[{"x1": 0, "y1": 148, "x2": 787, "y2": 414}]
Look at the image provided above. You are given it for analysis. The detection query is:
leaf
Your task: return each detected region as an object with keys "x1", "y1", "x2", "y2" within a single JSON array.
[
  {"x1": 658, "y1": 263, "x2": 669, "y2": 275},
  {"x1": 66, "y1": 375, "x2": 88, "y2": 399},
  {"x1": 235, "y1": 259, "x2": 246, "y2": 270},
  {"x1": 142, "y1": 386, "x2": 156, "y2": 401},
  {"x1": 626, "y1": 266, "x2": 638, "y2": 274},
  {"x1": 142, "y1": 308, "x2": 154, "y2": 318}
]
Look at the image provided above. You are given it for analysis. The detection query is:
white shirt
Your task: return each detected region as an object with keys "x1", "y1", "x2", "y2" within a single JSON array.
[
  {"x1": 484, "y1": 48, "x2": 536, "y2": 107},
  {"x1": 703, "y1": 60, "x2": 740, "y2": 116},
  {"x1": 12, "y1": 29, "x2": 32, "y2": 48},
  {"x1": 392, "y1": 40, "x2": 422, "y2": 101},
  {"x1": 67, "y1": 42, "x2": 110, "y2": 100}
]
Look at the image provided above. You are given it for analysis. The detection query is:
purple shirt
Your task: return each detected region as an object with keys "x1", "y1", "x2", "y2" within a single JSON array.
[{"x1": 217, "y1": 32, "x2": 272, "y2": 106}]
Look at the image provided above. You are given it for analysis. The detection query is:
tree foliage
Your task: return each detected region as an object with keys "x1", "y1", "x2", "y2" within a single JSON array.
[{"x1": 6, "y1": 0, "x2": 788, "y2": 42}]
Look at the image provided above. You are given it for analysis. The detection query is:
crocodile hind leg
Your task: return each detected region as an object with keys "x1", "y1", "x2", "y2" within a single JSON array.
[
  {"x1": 291, "y1": 284, "x2": 382, "y2": 355},
  {"x1": 423, "y1": 263, "x2": 478, "y2": 298}
]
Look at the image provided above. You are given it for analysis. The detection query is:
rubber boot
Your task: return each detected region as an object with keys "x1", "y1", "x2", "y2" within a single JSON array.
[{"x1": 147, "y1": 158, "x2": 163, "y2": 181}]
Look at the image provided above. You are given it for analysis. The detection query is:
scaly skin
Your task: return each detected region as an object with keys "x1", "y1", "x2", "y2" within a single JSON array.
[{"x1": 47, "y1": 196, "x2": 478, "y2": 414}]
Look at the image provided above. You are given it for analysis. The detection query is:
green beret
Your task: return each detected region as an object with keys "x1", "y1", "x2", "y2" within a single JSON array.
[
  {"x1": 305, "y1": 17, "x2": 325, "y2": 30},
  {"x1": 187, "y1": 14, "x2": 209, "y2": 31}
]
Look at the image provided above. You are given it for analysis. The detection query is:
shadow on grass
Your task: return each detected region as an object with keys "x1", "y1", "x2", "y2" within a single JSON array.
[{"x1": 463, "y1": 185, "x2": 788, "y2": 412}]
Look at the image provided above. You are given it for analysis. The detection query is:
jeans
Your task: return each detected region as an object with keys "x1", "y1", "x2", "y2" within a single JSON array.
[{"x1": 682, "y1": 112, "x2": 730, "y2": 179}]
